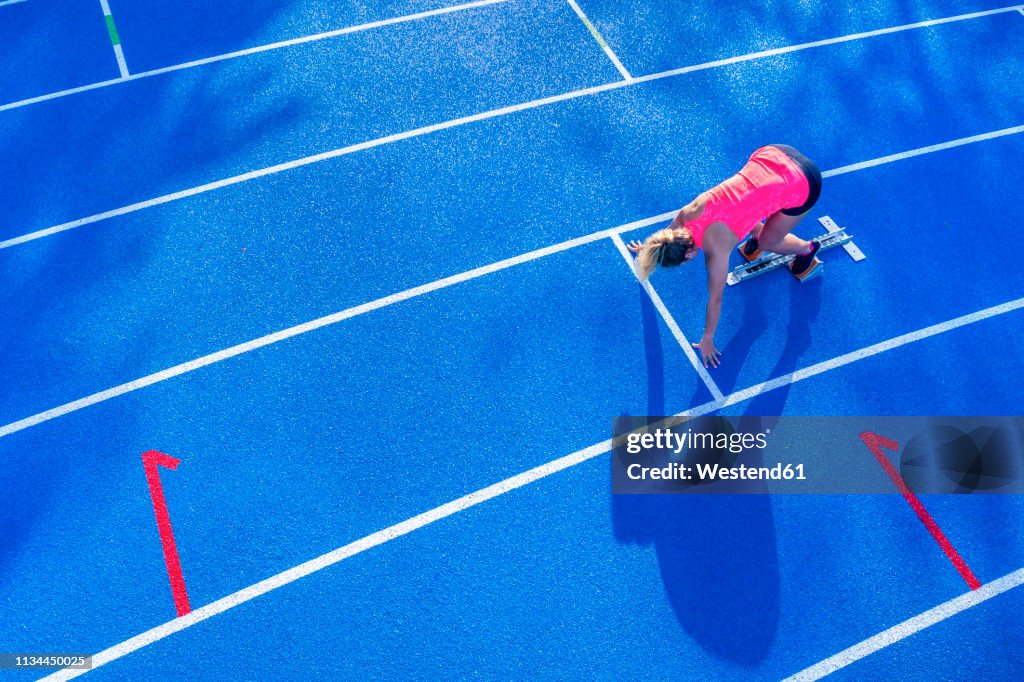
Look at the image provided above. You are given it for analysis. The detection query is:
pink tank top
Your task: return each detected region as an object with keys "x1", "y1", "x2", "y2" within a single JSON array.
[{"x1": 686, "y1": 146, "x2": 810, "y2": 249}]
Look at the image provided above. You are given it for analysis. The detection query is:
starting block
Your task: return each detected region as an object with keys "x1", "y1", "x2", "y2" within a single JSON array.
[{"x1": 726, "y1": 215, "x2": 866, "y2": 286}]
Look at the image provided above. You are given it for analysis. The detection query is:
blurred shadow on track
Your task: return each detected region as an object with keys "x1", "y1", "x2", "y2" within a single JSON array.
[
  {"x1": 740, "y1": 276, "x2": 823, "y2": 415},
  {"x1": 639, "y1": 287, "x2": 666, "y2": 416},
  {"x1": 611, "y1": 277, "x2": 821, "y2": 664},
  {"x1": 705, "y1": 281, "x2": 772, "y2": 393}
]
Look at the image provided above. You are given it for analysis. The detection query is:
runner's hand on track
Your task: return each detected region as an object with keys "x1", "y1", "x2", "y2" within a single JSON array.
[
  {"x1": 627, "y1": 240, "x2": 643, "y2": 253},
  {"x1": 693, "y1": 338, "x2": 722, "y2": 368}
]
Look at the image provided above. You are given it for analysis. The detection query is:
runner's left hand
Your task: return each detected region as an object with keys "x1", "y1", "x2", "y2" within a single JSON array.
[{"x1": 693, "y1": 338, "x2": 722, "y2": 368}]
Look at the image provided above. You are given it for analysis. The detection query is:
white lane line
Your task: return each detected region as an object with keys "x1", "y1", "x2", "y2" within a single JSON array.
[
  {"x1": 98, "y1": 0, "x2": 129, "y2": 78},
  {"x1": 0, "y1": 82, "x2": 644, "y2": 250},
  {"x1": 112, "y1": 45, "x2": 129, "y2": 79},
  {"x1": 0, "y1": 211, "x2": 676, "y2": 440},
  {"x1": 0, "y1": 5, "x2": 1016, "y2": 249},
  {"x1": 34, "y1": 292, "x2": 1024, "y2": 677},
  {"x1": 3, "y1": 109, "x2": 1021, "y2": 255},
  {"x1": 565, "y1": 0, "x2": 632, "y2": 80},
  {"x1": 0, "y1": 0, "x2": 29, "y2": 7},
  {"x1": 2, "y1": 227, "x2": 1021, "y2": 446},
  {"x1": 714, "y1": 296, "x2": 1024, "y2": 411},
  {"x1": 1, "y1": 1, "x2": 1017, "y2": 115},
  {"x1": 610, "y1": 233, "x2": 725, "y2": 401},
  {"x1": 113, "y1": 0, "x2": 506, "y2": 84},
  {"x1": 4, "y1": 112, "x2": 1024, "y2": 439},
  {"x1": 822, "y1": 124, "x2": 1024, "y2": 178},
  {"x1": 9, "y1": 0, "x2": 1021, "y2": 115},
  {"x1": 0, "y1": 0, "x2": 511, "y2": 112},
  {"x1": 0, "y1": 78, "x2": 125, "y2": 110},
  {"x1": 39, "y1": 395, "x2": 731, "y2": 680},
  {"x1": 126, "y1": 0, "x2": 510, "y2": 80},
  {"x1": 627, "y1": 4, "x2": 1024, "y2": 85},
  {"x1": 783, "y1": 567, "x2": 1024, "y2": 681},
  {"x1": 35, "y1": 437, "x2": 625, "y2": 681},
  {"x1": 3, "y1": 119, "x2": 1023, "y2": 436}
]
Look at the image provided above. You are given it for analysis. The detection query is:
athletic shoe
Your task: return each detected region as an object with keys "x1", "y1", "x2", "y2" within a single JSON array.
[
  {"x1": 790, "y1": 241, "x2": 822, "y2": 280},
  {"x1": 740, "y1": 237, "x2": 763, "y2": 262}
]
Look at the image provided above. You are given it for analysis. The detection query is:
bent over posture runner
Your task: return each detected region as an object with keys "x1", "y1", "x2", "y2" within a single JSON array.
[{"x1": 628, "y1": 144, "x2": 823, "y2": 368}]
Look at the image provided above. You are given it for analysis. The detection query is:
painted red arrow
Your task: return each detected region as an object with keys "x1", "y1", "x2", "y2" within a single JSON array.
[
  {"x1": 860, "y1": 432, "x2": 981, "y2": 590},
  {"x1": 142, "y1": 450, "x2": 192, "y2": 616}
]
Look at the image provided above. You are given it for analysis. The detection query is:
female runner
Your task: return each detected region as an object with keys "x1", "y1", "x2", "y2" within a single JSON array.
[{"x1": 627, "y1": 144, "x2": 823, "y2": 368}]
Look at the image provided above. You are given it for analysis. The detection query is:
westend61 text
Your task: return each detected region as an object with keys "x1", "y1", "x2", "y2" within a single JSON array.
[{"x1": 627, "y1": 462, "x2": 806, "y2": 481}]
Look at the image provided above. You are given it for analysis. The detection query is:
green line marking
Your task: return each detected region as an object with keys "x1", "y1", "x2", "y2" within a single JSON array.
[
  {"x1": 577, "y1": 12, "x2": 612, "y2": 52},
  {"x1": 105, "y1": 14, "x2": 121, "y2": 46}
]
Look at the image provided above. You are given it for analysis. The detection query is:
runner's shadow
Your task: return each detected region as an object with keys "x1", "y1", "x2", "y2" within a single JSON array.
[
  {"x1": 611, "y1": 276, "x2": 825, "y2": 664},
  {"x1": 703, "y1": 284, "x2": 772, "y2": 394},
  {"x1": 611, "y1": 418, "x2": 780, "y2": 666},
  {"x1": 611, "y1": 286, "x2": 779, "y2": 666},
  {"x1": 745, "y1": 277, "x2": 823, "y2": 414}
]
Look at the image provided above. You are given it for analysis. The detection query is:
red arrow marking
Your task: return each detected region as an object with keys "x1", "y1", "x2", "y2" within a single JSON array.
[
  {"x1": 142, "y1": 450, "x2": 192, "y2": 616},
  {"x1": 861, "y1": 432, "x2": 981, "y2": 590}
]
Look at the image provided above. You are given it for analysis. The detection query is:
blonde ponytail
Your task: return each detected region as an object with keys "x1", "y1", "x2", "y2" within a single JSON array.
[{"x1": 634, "y1": 228, "x2": 680, "y2": 281}]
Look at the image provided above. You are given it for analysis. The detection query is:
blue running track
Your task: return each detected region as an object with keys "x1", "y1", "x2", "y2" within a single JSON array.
[{"x1": 1, "y1": 0, "x2": 1023, "y2": 679}]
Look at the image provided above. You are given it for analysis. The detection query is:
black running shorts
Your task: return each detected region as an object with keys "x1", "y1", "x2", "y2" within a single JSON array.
[{"x1": 770, "y1": 144, "x2": 822, "y2": 217}]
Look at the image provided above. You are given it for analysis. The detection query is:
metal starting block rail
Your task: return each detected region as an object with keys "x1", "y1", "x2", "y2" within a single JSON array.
[{"x1": 726, "y1": 215, "x2": 866, "y2": 286}]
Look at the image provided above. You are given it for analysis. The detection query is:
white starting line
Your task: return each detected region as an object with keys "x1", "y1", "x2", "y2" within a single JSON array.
[
  {"x1": 610, "y1": 232, "x2": 725, "y2": 401},
  {"x1": 565, "y1": 0, "x2": 633, "y2": 81},
  {"x1": 98, "y1": 0, "x2": 129, "y2": 79}
]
